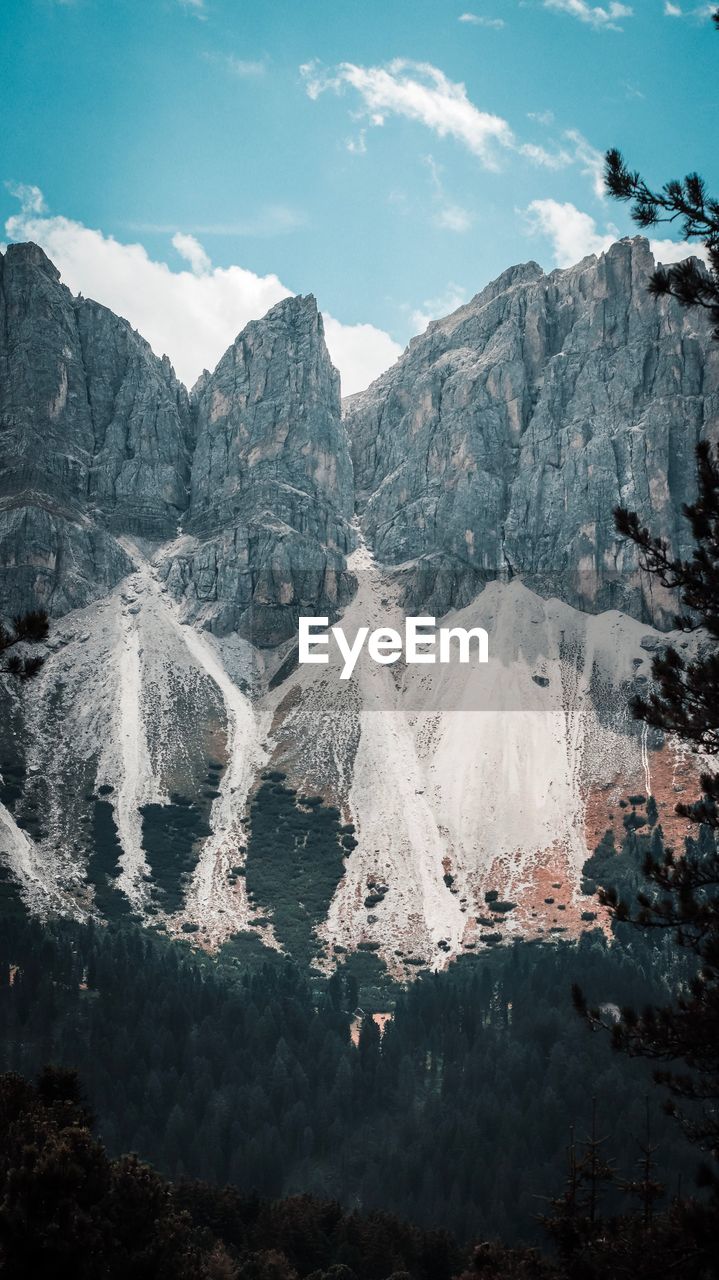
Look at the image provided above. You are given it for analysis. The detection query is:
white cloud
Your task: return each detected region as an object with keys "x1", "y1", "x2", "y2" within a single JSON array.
[
  {"x1": 301, "y1": 58, "x2": 515, "y2": 170},
  {"x1": 649, "y1": 237, "x2": 710, "y2": 265},
  {"x1": 518, "y1": 140, "x2": 571, "y2": 169},
  {"x1": 5, "y1": 190, "x2": 400, "y2": 396},
  {"x1": 301, "y1": 57, "x2": 606, "y2": 193},
  {"x1": 435, "y1": 205, "x2": 473, "y2": 231},
  {"x1": 662, "y1": 2, "x2": 717, "y2": 17},
  {"x1": 524, "y1": 197, "x2": 708, "y2": 269},
  {"x1": 171, "y1": 232, "x2": 211, "y2": 276},
  {"x1": 409, "y1": 284, "x2": 468, "y2": 333},
  {"x1": 525, "y1": 199, "x2": 617, "y2": 266},
  {"x1": 458, "y1": 12, "x2": 506, "y2": 27},
  {"x1": 5, "y1": 182, "x2": 46, "y2": 214},
  {"x1": 542, "y1": 0, "x2": 633, "y2": 29},
  {"x1": 323, "y1": 316, "x2": 401, "y2": 392},
  {"x1": 563, "y1": 129, "x2": 606, "y2": 199}
]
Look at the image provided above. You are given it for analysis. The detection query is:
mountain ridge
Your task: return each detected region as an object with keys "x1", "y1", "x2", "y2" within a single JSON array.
[{"x1": 0, "y1": 235, "x2": 712, "y2": 972}]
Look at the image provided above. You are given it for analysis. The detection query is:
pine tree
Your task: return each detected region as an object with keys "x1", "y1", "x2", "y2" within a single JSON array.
[
  {"x1": 619, "y1": 1100, "x2": 664, "y2": 1232},
  {"x1": 541, "y1": 1102, "x2": 615, "y2": 1259},
  {"x1": 606, "y1": 12, "x2": 719, "y2": 761},
  {"x1": 614, "y1": 441, "x2": 719, "y2": 770},
  {"x1": 0, "y1": 610, "x2": 49, "y2": 680},
  {"x1": 604, "y1": 12, "x2": 719, "y2": 333},
  {"x1": 579, "y1": 11, "x2": 719, "y2": 1194}
]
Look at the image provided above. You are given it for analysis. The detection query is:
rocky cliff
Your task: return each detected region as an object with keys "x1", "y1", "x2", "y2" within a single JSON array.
[
  {"x1": 347, "y1": 239, "x2": 719, "y2": 621},
  {"x1": 0, "y1": 245, "x2": 352, "y2": 642},
  {"x1": 160, "y1": 294, "x2": 356, "y2": 644},
  {"x1": 0, "y1": 243, "x2": 193, "y2": 617}
]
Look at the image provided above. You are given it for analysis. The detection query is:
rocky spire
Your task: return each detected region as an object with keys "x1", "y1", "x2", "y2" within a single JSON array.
[{"x1": 162, "y1": 293, "x2": 356, "y2": 643}]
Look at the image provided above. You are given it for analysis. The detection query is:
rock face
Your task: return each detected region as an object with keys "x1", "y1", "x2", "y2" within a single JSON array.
[
  {"x1": 0, "y1": 242, "x2": 193, "y2": 616},
  {"x1": 0, "y1": 246, "x2": 354, "y2": 642},
  {"x1": 6, "y1": 237, "x2": 716, "y2": 631},
  {"x1": 347, "y1": 239, "x2": 719, "y2": 621},
  {"x1": 0, "y1": 236, "x2": 714, "y2": 970},
  {"x1": 161, "y1": 295, "x2": 356, "y2": 643}
]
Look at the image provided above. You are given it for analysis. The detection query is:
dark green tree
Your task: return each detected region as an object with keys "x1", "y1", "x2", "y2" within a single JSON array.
[
  {"x1": 605, "y1": 12, "x2": 719, "y2": 334},
  {"x1": 579, "y1": 9, "x2": 719, "y2": 1202},
  {"x1": 541, "y1": 1102, "x2": 616, "y2": 1262},
  {"x1": 0, "y1": 610, "x2": 49, "y2": 680},
  {"x1": 0, "y1": 1068, "x2": 208, "y2": 1280}
]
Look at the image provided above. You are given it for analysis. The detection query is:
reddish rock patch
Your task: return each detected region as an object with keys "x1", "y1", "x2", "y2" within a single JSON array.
[{"x1": 584, "y1": 744, "x2": 701, "y2": 856}]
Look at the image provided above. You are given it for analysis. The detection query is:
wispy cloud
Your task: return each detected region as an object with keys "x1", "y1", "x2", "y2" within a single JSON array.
[
  {"x1": 178, "y1": 0, "x2": 208, "y2": 16},
  {"x1": 172, "y1": 232, "x2": 211, "y2": 276},
  {"x1": 346, "y1": 129, "x2": 368, "y2": 154},
  {"x1": 300, "y1": 57, "x2": 595, "y2": 179},
  {"x1": 425, "y1": 155, "x2": 473, "y2": 232},
  {"x1": 564, "y1": 129, "x2": 606, "y2": 199},
  {"x1": 203, "y1": 51, "x2": 266, "y2": 77},
  {"x1": 458, "y1": 12, "x2": 506, "y2": 28},
  {"x1": 387, "y1": 188, "x2": 410, "y2": 214},
  {"x1": 122, "y1": 206, "x2": 306, "y2": 237},
  {"x1": 407, "y1": 284, "x2": 468, "y2": 333},
  {"x1": 663, "y1": 2, "x2": 716, "y2": 18},
  {"x1": 435, "y1": 205, "x2": 473, "y2": 231},
  {"x1": 5, "y1": 182, "x2": 46, "y2": 215},
  {"x1": 542, "y1": 0, "x2": 633, "y2": 30},
  {"x1": 301, "y1": 58, "x2": 515, "y2": 170}
]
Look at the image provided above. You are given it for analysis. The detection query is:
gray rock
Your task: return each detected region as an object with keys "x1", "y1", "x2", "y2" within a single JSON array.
[
  {"x1": 346, "y1": 238, "x2": 719, "y2": 622},
  {"x1": 7, "y1": 236, "x2": 710, "y2": 634},
  {"x1": 0, "y1": 242, "x2": 192, "y2": 616},
  {"x1": 161, "y1": 294, "x2": 356, "y2": 643}
]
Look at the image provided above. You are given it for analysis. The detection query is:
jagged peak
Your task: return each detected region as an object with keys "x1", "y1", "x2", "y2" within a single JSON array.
[
  {"x1": 355, "y1": 236, "x2": 699, "y2": 404},
  {"x1": 415, "y1": 261, "x2": 546, "y2": 346},
  {"x1": 240, "y1": 291, "x2": 321, "y2": 336},
  {"x1": 201, "y1": 291, "x2": 333, "y2": 391},
  {"x1": 2, "y1": 240, "x2": 61, "y2": 281},
  {"x1": 190, "y1": 367, "x2": 212, "y2": 403},
  {"x1": 3, "y1": 242, "x2": 186, "y2": 389},
  {"x1": 432, "y1": 239, "x2": 664, "y2": 340},
  {"x1": 470, "y1": 259, "x2": 545, "y2": 303},
  {"x1": 547, "y1": 234, "x2": 657, "y2": 283}
]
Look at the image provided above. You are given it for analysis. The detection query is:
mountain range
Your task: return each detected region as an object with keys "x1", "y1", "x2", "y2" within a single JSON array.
[{"x1": 0, "y1": 235, "x2": 714, "y2": 975}]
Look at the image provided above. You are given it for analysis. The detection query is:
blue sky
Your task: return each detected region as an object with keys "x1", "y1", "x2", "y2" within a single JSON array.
[{"x1": 1, "y1": 0, "x2": 717, "y2": 392}]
